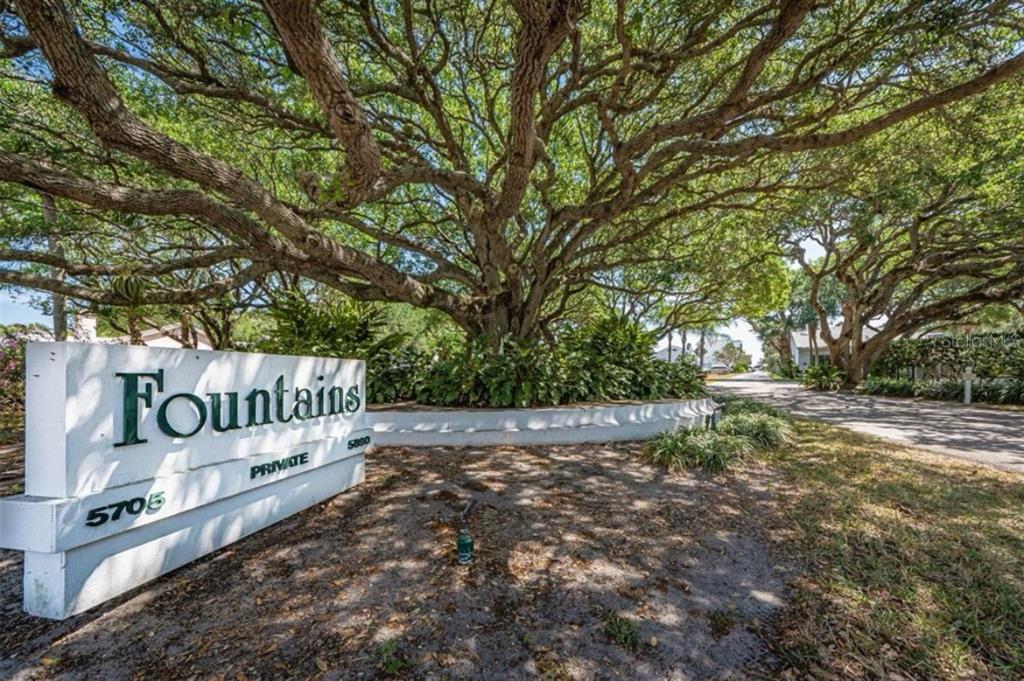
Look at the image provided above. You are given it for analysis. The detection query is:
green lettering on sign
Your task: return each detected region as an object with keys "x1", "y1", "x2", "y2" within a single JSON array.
[
  {"x1": 208, "y1": 392, "x2": 241, "y2": 432},
  {"x1": 115, "y1": 370, "x2": 164, "y2": 447},
  {"x1": 157, "y1": 393, "x2": 207, "y2": 439},
  {"x1": 249, "y1": 452, "x2": 311, "y2": 479},
  {"x1": 113, "y1": 367, "x2": 360, "y2": 446}
]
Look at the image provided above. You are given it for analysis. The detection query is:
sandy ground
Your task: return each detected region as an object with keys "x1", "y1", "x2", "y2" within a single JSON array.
[{"x1": 0, "y1": 442, "x2": 791, "y2": 680}]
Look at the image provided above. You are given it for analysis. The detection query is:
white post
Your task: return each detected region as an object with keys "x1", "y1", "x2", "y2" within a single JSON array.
[{"x1": 963, "y1": 365, "x2": 976, "y2": 405}]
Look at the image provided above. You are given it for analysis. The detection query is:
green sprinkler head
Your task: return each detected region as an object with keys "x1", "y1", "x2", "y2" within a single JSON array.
[{"x1": 457, "y1": 499, "x2": 478, "y2": 565}]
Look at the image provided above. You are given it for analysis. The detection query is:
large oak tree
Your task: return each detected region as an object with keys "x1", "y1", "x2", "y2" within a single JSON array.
[
  {"x1": 1, "y1": 0, "x2": 1023, "y2": 340},
  {"x1": 780, "y1": 93, "x2": 1024, "y2": 383}
]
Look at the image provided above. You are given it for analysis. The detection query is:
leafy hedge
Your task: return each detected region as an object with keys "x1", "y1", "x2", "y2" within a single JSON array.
[
  {"x1": 873, "y1": 333, "x2": 1024, "y2": 379},
  {"x1": 861, "y1": 376, "x2": 1024, "y2": 404},
  {"x1": 262, "y1": 295, "x2": 706, "y2": 407},
  {"x1": 866, "y1": 334, "x2": 1024, "y2": 404}
]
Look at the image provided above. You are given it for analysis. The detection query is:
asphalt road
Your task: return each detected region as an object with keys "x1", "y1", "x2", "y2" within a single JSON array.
[{"x1": 710, "y1": 373, "x2": 1024, "y2": 474}]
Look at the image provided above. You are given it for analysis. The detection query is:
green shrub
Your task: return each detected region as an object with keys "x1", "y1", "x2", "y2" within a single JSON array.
[
  {"x1": 561, "y1": 314, "x2": 705, "y2": 402},
  {"x1": 913, "y1": 379, "x2": 964, "y2": 401},
  {"x1": 416, "y1": 335, "x2": 572, "y2": 408},
  {"x1": 412, "y1": 315, "x2": 705, "y2": 408},
  {"x1": 366, "y1": 346, "x2": 427, "y2": 404},
  {"x1": 647, "y1": 429, "x2": 753, "y2": 473},
  {"x1": 719, "y1": 413, "x2": 793, "y2": 450},
  {"x1": 648, "y1": 397, "x2": 793, "y2": 473},
  {"x1": 766, "y1": 356, "x2": 800, "y2": 379},
  {"x1": 803, "y1": 364, "x2": 844, "y2": 391},
  {"x1": 260, "y1": 291, "x2": 426, "y2": 404},
  {"x1": 647, "y1": 430, "x2": 688, "y2": 471},
  {"x1": 987, "y1": 378, "x2": 1024, "y2": 404},
  {"x1": 861, "y1": 377, "x2": 916, "y2": 397},
  {"x1": 563, "y1": 314, "x2": 657, "y2": 400}
]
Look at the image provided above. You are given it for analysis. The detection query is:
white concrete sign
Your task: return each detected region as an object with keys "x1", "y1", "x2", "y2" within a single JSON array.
[{"x1": 0, "y1": 343, "x2": 369, "y2": 619}]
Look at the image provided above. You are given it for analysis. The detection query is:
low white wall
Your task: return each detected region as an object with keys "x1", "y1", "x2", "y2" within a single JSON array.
[{"x1": 367, "y1": 398, "x2": 718, "y2": 447}]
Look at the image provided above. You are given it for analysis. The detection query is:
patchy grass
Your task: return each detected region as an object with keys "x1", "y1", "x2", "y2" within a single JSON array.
[
  {"x1": 376, "y1": 639, "x2": 408, "y2": 677},
  {"x1": 766, "y1": 419, "x2": 1024, "y2": 680},
  {"x1": 706, "y1": 610, "x2": 739, "y2": 640},
  {"x1": 602, "y1": 611, "x2": 640, "y2": 652}
]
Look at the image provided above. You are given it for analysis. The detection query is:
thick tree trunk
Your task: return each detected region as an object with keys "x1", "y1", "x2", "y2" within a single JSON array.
[
  {"x1": 844, "y1": 347, "x2": 866, "y2": 386},
  {"x1": 772, "y1": 334, "x2": 792, "y2": 363},
  {"x1": 841, "y1": 331, "x2": 897, "y2": 387},
  {"x1": 843, "y1": 342, "x2": 883, "y2": 386},
  {"x1": 468, "y1": 287, "x2": 555, "y2": 344}
]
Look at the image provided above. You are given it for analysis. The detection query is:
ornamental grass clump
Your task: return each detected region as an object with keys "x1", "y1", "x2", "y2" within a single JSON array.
[
  {"x1": 715, "y1": 395, "x2": 786, "y2": 419},
  {"x1": 718, "y1": 412, "x2": 794, "y2": 451},
  {"x1": 648, "y1": 396, "x2": 793, "y2": 473},
  {"x1": 646, "y1": 429, "x2": 753, "y2": 474}
]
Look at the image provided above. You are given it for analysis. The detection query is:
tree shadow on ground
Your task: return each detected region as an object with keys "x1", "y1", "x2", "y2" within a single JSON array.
[{"x1": 1, "y1": 441, "x2": 792, "y2": 680}]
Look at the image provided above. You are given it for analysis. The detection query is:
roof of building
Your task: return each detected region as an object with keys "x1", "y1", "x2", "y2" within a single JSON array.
[
  {"x1": 103, "y1": 322, "x2": 212, "y2": 347},
  {"x1": 789, "y1": 325, "x2": 877, "y2": 350}
]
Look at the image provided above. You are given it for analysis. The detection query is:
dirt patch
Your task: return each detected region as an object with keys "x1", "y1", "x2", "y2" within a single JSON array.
[{"x1": 0, "y1": 443, "x2": 790, "y2": 679}]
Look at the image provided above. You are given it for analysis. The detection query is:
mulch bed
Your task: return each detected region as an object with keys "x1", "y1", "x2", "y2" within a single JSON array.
[{"x1": 0, "y1": 442, "x2": 790, "y2": 680}]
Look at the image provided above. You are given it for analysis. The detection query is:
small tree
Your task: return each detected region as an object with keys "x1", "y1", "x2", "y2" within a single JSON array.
[{"x1": 714, "y1": 341, "x2": 752, "y2": 372}]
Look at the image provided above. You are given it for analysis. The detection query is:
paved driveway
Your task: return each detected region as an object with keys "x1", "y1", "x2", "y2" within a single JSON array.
[{"x1": 711, "y1": 373, "x2": 1024, "y2": 473}]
